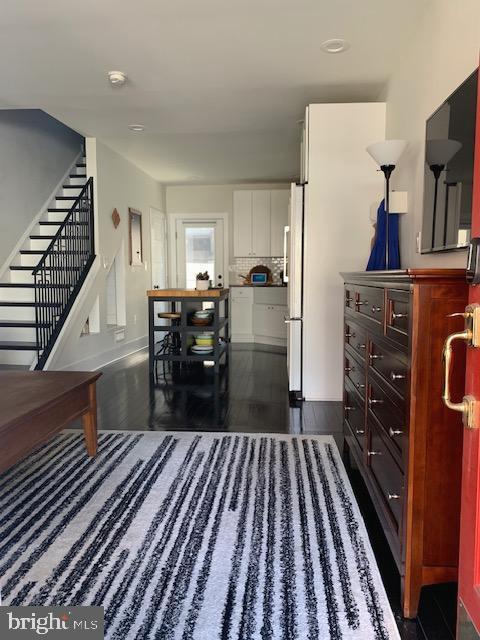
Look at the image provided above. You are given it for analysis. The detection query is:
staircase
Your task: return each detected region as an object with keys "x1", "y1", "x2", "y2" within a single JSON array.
[{"x1": 0, "y1": 157, "x2": 95, "y2": 369}]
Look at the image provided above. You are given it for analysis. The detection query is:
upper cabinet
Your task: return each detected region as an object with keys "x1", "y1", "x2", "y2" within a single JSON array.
[{"x1": 233, "y1": 188, "x2": 289, "y2": 257}]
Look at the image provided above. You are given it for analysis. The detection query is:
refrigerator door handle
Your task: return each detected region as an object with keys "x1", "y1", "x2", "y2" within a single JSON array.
[
  {"x1": 283, "y1": 225, "x2": 290, "y2": 283},
  {"x1": 284, "y1": 315, "x2": 303, "y2": 323}
]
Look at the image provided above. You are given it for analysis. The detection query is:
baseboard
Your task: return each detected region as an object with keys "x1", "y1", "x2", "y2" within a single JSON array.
[
  {"x1": 58, "y1": 336, "x2": 148, "y2": 372},
  {"x1": 231, "y1": 334, "x2": 255, "y2": 343},
  {"x1": 303, "y1": 395, "x2": 343, "y2": 402},
  {"x1": 254, "y1": 336, "x2": 287, "y2": 347}
]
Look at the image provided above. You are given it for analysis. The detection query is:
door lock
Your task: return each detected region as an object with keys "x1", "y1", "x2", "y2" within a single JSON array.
[{"x1": 442, "y1": 304, "x2": 480, "y2": 429}]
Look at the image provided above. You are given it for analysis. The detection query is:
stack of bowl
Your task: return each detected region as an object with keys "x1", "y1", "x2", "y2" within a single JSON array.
[
  {"x1": 191, "y1": 332, "x2": 214, "y2": 355},
  {"x1": 191, "y1": 310, "x2": 213, "y2": 326}
]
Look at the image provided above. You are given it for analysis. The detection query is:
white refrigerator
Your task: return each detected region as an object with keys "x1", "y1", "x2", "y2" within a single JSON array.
[{"x1": 283, "y1": 183, "x2": 304, "y2": 400}]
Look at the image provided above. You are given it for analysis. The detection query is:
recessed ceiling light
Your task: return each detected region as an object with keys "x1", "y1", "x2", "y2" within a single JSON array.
[
  {"x1": 320, "y1": 38, "x2": 350, "y2": 54},
  {"x1": 128, "y1": 124, "x2": 145, "y2": 132},
  {"x1": 108, "y1": 70, "x2": 127, "y2": 86}
]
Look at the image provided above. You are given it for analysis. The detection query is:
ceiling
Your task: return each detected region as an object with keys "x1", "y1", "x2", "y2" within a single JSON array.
[{"x1": 0, "y1": 0, "x2": 423, "y2": 184}]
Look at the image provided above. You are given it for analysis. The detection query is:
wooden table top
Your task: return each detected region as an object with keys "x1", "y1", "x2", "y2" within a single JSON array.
[
  {"x1": 0, "y1": 371, "x2": 101, "y2": 430},
  {"x1": 147, "y1": 288, "x2": 229, "y2": 298}
]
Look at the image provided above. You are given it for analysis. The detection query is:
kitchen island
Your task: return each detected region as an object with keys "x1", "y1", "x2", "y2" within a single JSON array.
[{"x1": 147, "y1": 288, "x2": 230, "y2": 375}]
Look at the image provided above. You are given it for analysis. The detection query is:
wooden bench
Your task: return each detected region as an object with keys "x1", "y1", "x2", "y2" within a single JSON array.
[{"x1": 0, "y1": 371, "x2": 101, "y2": 474}]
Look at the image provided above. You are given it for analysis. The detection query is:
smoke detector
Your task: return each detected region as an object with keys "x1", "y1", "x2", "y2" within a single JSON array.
[
  {"x1": 108, "y1": 71, "x2": 127, "y2": 86},
  {"x1": 320, "y1": 39, "x2": 350, "y2": 54}
]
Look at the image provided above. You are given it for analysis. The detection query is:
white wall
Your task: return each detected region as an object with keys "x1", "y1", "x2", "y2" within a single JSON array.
[
  {"x1": 49, "y1": 139, "x2": 165, "y2": 370},
  {"x1": 0, "y1": 110, "x2": 82, "y2": 267},
  {"x1": 303, "y1": 103, "x2": 386, "y2": 401},
  {"x1": 165, "y1": 183, "x2": 289, "y2": 284},
  {"x1": 385, "y1": 0, "x2": 480, "y2": 267}
]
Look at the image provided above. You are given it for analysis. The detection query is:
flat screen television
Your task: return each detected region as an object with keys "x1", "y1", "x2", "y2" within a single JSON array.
[{"x1": 421, "y1": 69, "x2": 478, "y2": 253}]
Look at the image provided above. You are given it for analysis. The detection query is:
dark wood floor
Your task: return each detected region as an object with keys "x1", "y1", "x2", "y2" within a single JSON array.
[{"x1": 89, "y1": 344, "x2": 456, "y2": 640}]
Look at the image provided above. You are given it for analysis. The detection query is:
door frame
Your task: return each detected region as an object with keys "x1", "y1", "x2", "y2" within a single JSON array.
[
  {"x1": 168, "y1": 212, "x2": 229, "y2": 287},
  {"x1": 149, "y1": 207, "x2": 168, "y2": 289}
]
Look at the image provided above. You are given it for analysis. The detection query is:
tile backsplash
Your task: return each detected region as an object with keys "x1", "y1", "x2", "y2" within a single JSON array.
[{"x1": 229, "y1": 257, "x2": 284, "y2": 284}]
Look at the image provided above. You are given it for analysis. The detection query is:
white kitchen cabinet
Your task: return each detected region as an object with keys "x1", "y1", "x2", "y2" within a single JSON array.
[
  {"x1": 233, "y1": 189, "x2": 289, "y2": 257},
  {"x1": 251, "y1": 191, "x2": 271, "y2": 257},
  {"x1": 231, "y1": 287, "x2": 254, "y2": 341},
  {"x1": 233, "y1": 191, "x2": 253, "y2": 257},
  {"x1": 270, "y1": 190, "x2": 290, "y2": 256},
  {"x1": 253, "y1": 304, "x2": 288, "y2": 340}
]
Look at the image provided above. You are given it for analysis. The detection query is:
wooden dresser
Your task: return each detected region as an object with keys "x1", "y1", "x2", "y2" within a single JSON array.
[{"x1": 341, "y1": 269, "x2": 468, "y2": 618}]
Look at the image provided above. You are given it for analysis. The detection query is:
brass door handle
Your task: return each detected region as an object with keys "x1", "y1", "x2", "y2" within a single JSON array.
[
  {"x1": 388, "y1": 493, "x2": 400, "y2": 500},
  {"x1": 390, "y1": 371, "x2": 405, "y2": 381},
  {"x1": 355, "y1": 429, "x2": 365, "y2": 435},
  {"x1": 392, "y1": 311, "x2": 407, "y2": 320},
  {"x1": 371, "y1": 306, "x2": 382, "y2": 313},
  {"x1": 369, "y1": 353, "x2": 383, "y2": 362},
  {"x1": 357, "y1": 300, "x2": 368, "y2": 307},
  {"x1": 357, "y1": 343, "x2": 367, "y2": 350},
  {"x1": 367, "y1": 450, "x2": 382, "y2": 457},
  {"x1": 368, "y1": 398, "x2": 383, "y2": 406},
  {"x1": 442, "y1": 306, "x2": 480, "y2": 429},
  {"x1": 389, "y1": 428, "x2": 403, "y2": 437}
]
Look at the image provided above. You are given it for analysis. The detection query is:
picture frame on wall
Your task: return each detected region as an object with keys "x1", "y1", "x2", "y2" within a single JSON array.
[{"x1": 129, "y1": 208, "x2": 143, "y2": 266}]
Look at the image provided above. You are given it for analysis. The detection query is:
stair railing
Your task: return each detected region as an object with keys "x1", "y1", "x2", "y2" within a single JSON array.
[{"x1": 33, "y1": 177, "x2": 95, "y2": 369}]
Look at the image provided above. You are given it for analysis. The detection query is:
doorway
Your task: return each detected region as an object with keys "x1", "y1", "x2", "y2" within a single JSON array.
[
  {"x1": 174, "y1": 217, "x2": 226, "y2": 288},
  {"x1": 150, "y1": 208, "x2": 168, "y2": 290}
]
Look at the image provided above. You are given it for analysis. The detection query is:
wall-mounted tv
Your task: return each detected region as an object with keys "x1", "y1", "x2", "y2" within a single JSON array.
[{"x1": 421, "y1": 69, "x2": 478, "y2": 253}]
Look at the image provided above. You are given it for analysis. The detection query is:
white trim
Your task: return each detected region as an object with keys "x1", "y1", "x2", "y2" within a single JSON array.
[
  {"x1": 167, "y1": 212, "x2": 229, "y2": 288},
  {"x1": 57, "y1": 336, "x2": 148, "y2": 372},
  {"x1": 0, "y1": 148, "x2": 84, "y2": 281}
]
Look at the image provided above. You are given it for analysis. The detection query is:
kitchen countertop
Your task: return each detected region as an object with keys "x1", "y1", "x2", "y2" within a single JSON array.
[{"x1": 147, "y1": 288, "x2": 229, "y2": 298}]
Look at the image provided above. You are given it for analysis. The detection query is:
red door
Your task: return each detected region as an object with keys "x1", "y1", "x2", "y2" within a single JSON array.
[{"x1": 454, "y1": 66, "x2": 480, "y2": 637}]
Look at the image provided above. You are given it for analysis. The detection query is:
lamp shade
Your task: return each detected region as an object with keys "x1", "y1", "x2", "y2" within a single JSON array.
[
  {"x1": 366, "y1": 139, "x2": 408, "y2": 167},
  {"x1": 426, "y1": 139, "x2": 462, "y2": 166}
]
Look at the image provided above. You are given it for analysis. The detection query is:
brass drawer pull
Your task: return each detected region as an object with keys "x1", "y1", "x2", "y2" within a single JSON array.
[
  {"x1": 355, "y1": 429, "x2": 365, "y2": 435},
  {"x1": 355, "y1": 382, "x2": 365, "y2": 390},
  {"x1": 368, "y1": 450, "x2": 382, "y2": 456},
  {"x1": 392, "y1": 311, "x2": 407, "y2": 320},
  {"x1": 344, "y1": 366, "x2": 352, "y2": 373},
  {"x1": 345, "y1": 297, "x2": 353, "y2": 303},
  {"x1": 371, "y1": 306, "x2": 382, "y2": 313},
  {"x1": 357, "y1": 300, "x2": 368, "y2": 307},
  {"x1": 368, "y1": 398, "x2": 384, "y2": 406},
  {"x1": 344, "y1": 405, "x2": 355, "y2": 411},
  {"x1": 357, "y1": 343, "x2": 367, "y2": 350},
  {"x1": 345, "y1": 332, "x2": 355, "y2": 338},
  {"x1": 390, "y1": 371, "x2": 406, "y2": 381},
  {"x1": 388, "y1": 493, "x2": 400, "y2": 500},
  {"x1": 389, "y1": 428, "x2": 404, "y2": 437},
  {"x1": 369, "y1": 353, "x2": 383, "y2": 361}
]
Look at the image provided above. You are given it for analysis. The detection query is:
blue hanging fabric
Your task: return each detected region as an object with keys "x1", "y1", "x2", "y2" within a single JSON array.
[{"x1": 366, "y1": 199, "x2": 400, "y2": 271}]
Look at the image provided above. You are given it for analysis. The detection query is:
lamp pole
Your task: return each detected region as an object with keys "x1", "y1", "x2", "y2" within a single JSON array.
[{"x1": 381, "y1": 165, "x2": 395, "y2": 270}]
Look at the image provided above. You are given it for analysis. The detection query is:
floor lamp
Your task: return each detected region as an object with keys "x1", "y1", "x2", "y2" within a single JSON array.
[{"x1": 366, "y1": 140, "x2": 408, "y2": 269}]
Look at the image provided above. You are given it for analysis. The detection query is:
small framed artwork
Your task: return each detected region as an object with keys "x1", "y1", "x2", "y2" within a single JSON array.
[{"x1": 129, "y1": 208, "x2": 143, "y2": 266}]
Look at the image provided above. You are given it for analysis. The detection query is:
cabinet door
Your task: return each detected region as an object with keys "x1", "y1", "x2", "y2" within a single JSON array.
[
  {"x1": 251, "y1": 191, "x2": 271, "y2": 257},
  {"x1": 232, "y1": 298, "x2": 253, "y2": 335},
  {"x1": 253, "y1": 304, "x2": 287, "y2": 339},
  {"x1": 233, "y1": 191, "x2": 252, "y2": 256},
  {"x1": 270, "y1": 190, "x2": 290, "y2": 257}
]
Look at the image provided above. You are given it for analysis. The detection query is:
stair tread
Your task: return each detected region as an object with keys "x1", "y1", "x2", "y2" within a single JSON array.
[
  {"x1": 56, "y1": 196, "x2": 77, "y2": 200},
  {"x1": 0, "y1": 341, "x2": 38, "y2": 350},
  {"x1": 0, "y1": 320, "x2": 51, "y2": 327},
  {"x1": 39, "y1": 221, "x2": 88, "y2": 225},
  {"x1": 62, "y1": 185, "x2": 83, "y2": 189},
  {"x1": 20, "y1": 250, "x2": 86, "y2": 254},
  {"x1": 11, "y1": 265, "x2": 85, "y2": 270},
  {"x1": 47, "y1": 208, "x2": 70, "y2": 212},
  {"x1": 70, "y1": 173, "x2": 87, "y2": 178},
  {"x1": 76, "y1": 163, "x2": 86, "y2": 168},
  {"x1": 0, "y1": 283, "x2": 71, "y2": 288},
  {"x1": 0, "y1": 301, "x2": 62, "y2": 307}
]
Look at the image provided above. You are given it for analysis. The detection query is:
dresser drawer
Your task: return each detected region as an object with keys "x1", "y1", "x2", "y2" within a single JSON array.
[
  {"x1": 368, "y1": 337, "x2": 408, "y2": 399},
  {"x1": 344, "y1": 381, "x2": 366, "y2": 450},
  {"x1": 386, "y1": 289, "x2": 410, "y2": 347},
  {"x1": 344, "y1": 285, "x2": 356, "y2": 311},
  {"x1": 367, "y1": 375, "x2": 406, "y2": 463},
  {"x1": 355, "y1": 285, "x2": 385, "y2": 324},
  {"x1": 344, "y1": 351, "x2": 366, "y2": 397},
  {"x1": 345, "y1": 320, "x2": 367, "y2": 361},
  {"x1": 368, "y1": 418, "x2": 404, "y2": 529}
]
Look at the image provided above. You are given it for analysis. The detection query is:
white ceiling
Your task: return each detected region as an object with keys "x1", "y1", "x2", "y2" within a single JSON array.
[{"x1": 0, "y1": 0, "x2": 423, "y2": 184}]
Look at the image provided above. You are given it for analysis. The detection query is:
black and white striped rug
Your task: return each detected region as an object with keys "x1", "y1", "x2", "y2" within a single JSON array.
[{"x1": 0, "y1": 431, "x2": 399, "y2": 639}]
